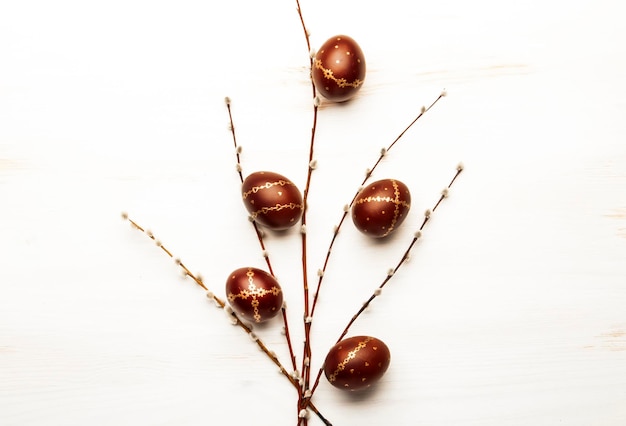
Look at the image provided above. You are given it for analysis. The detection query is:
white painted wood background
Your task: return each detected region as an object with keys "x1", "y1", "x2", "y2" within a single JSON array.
[{"x1": 1, "y1": 0, "x2": 625, "y2": 425}]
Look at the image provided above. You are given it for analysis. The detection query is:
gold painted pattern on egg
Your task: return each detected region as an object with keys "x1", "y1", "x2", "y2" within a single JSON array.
[
  {"x1": 328, "y1": 336, "x2": 373, "y2": 384},
  {"x1": 227, "y1": 268, "x2": 282, "y2": 323},
  {"x1": 242, "y1": 179, "x2": 294, "y2": 199},
  {"x1": 313, "y1": 59, "x2": 364, "y2": 89},
  {"x1": 354, "y1": 180, "x2": 410, "y2": 237},
  {"x1": 249, "y1": 202, "x2": 304, "y2": 221}
]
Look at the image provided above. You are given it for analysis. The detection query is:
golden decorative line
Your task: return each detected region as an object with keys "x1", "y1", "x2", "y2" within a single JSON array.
[
  {"x1": 250, "y1": 202, "x2": 304, "y2": 220},
  {"x1": 328, "y1": 337, "x2": 373, "y2": 383},
  {"x1": 242, "y1": 180, "x2": 293, "y2": 200},
  {"x1": 227, "y1": 268, "x2": 282, "y2": 322},
  {"x1": 313, "y1": 59, "x2": 364, "y2": 89},
  {"x1": 387, "y1": 180, "x2": 402, "y2": 237},
  {"x1": 353, "y1": 195, "x2": 409, "y2": 207}
]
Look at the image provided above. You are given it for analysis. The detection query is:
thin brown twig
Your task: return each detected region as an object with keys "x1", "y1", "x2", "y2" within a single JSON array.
[
  {"x1": 225, "y1": 98, "x2": 244, "y2": 184},
  {"x1": 295, "y1": 0, "x2": 319, "y2": 420},
  {"x1": 224, "y1": 97, "x2": 277, "y2": 276}
]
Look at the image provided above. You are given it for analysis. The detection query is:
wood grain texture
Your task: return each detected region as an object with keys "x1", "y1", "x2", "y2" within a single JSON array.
[{"x1": 1, "y1": 0, "x2": 625, "y2": 425}]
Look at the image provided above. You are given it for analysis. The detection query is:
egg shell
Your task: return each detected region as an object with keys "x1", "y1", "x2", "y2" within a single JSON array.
[
  {"x1": 324, "y1": 336, "x2": 391, "y2": 391},
  {"x1": 225, "y1": 267, "x2": 283, "y2": 323},
  {"x1": 352, "y1": 178, "x2": 411, "y2": 238},
  {"x1": 312, "y1": 35, "x2": 366, "y2": 102},
  {"x1": 241, "y1": 171, "x2": 304, "y2": 230}
]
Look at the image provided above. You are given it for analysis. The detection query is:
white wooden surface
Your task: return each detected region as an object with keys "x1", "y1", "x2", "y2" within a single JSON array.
[{"x1": 1, "y1": 1, "x2": 625, "y2": 425}]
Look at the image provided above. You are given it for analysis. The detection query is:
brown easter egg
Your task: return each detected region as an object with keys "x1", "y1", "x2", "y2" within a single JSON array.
[
  {"x1": 226, "y1": 267, "x2": 283, "y2": 323},
  {"x1": 324, "y1": 336, "x2": 391, "y2": 391},
  {"x1": 312, "y1": 35, "x2": 366, "y2": 102},
  {"x1": 241, "y1": 171, "x2": 304, "y2": 230},
  {"x1": 352, "y1": 178, "x2": 411, "y2": 238}
]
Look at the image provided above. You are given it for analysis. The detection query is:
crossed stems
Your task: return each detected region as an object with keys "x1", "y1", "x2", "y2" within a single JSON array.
[
  {"x1": 125, "y1": 1, "x2": 460, "y2": 423},
  {"x1": 123, "y1": 103, "x2": 461, "y2": 424}
]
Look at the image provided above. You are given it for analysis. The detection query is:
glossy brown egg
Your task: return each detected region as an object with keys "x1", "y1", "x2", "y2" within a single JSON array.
[
  {"x1": 324, "y1": 335, "x2": 391, "y2": 391},
  {"x1": 312, "y1": 35, "x2": 366, "y2": 102},
  {"x1": 225, "y1": 267, "x2": 283, "y2": 323},
  {"x1": 352, "y1": 179, "x2": 411, "y2": 238},
  {"x1": 241, "y1": 171, "x2": 304, "y2": 230}
]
